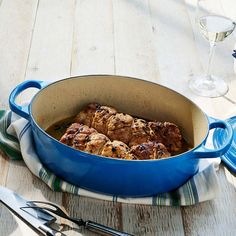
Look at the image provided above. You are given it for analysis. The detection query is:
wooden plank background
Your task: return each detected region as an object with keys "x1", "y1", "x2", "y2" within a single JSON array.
[{"x1": 0, "y1": 0, "x2": 236, "y2": 235}]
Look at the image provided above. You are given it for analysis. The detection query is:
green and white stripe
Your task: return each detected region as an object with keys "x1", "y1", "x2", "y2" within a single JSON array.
[
  {"x1": 0, "y1": 110, "x2": 220, "y2": 206},
  {"x1": 0, "y1": 111, "x2": 22, "y2": 160}
]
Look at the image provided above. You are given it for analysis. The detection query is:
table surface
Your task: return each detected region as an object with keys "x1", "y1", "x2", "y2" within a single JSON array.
[{"x1": 0, "y1": 0, "x2": 236, "y2": 235}]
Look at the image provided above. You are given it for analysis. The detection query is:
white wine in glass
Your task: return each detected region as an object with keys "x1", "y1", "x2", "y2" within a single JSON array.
[
  {"x1": 199, "y1": 15, "x2": 235, "y2": 42},
  {"x1": 188, "y1": 0, "x2": 236, "y2": 97}
]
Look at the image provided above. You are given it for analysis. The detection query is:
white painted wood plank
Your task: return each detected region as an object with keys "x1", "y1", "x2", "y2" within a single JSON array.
[
  {"x1": 220, "y1": 0, "x2": 236, "y2": 22},
  {"x1": 150, "y1": 0, "x2": 235, "y2": 120},
  {"x1": 0, "y1": 1, "x2": 38, "y2": 234},
  {"x1": 182, "y1": 167, "x2": 236, "y2": 236},
  {"x1": 219, "y1": 0, "x2": 236, "y2": 104},
  {"x1": 183, "y1": 1, "x2": 236, "y2": 116},
  {"x1": 21, "y1": 0, "x2": 76, "y2": 102},
  {"x1": 0, "y1": 0, "x2": 38, "y2": 109},
  {"x1": 25, "y1": 0, "x2": 75, "y2": 82},
  {"x1": 185, "y1": 0, "x2": 236, "y2": 121},
  {"x1": 0, "y1": 0, "x2": 236, "y2": 235},
  {"x1": 70, "y1": 0, "x2": 115, "y2": 76},
  {"x1": 0, "y1": 205, "x2": 36, "y2": 236},
  {"x1": 192, "y1": 94, "x2": 236, "y2": 120},
  {"x1": 0, "y1": 151, "x2": 8, "y2": 186},
  {"x1": 1, "y1": 161, "x2": 63, "y2": 236},
  {"x1": 0, "y1": 1, "x2": 76, "y2": 235},
  {"x1": 224, "y1": 80, "x2": 236, "y2": 106},
  {"x1": 149, "y1": 0, "x2": 201, "y2": 93},
  {"x1": 112, "y1": 0, "x2": 159, "y2": 82},
  {"x1": 122, "y1": 205, "x2": 184, "y2": 236},
  {"x1": 184, "y1": 0, "x2": 236, "y2": 84},
  {"x1": 148, "y1": 1, "x2": 236, "y2": 235},
  {"x1": 67, "y1": 0, "x2": 127, "y2": 235},
  {"x1": 113, "y1": 1, "x2": 184, "y2": 235},
  {"x1": 64, "y1": 194, "x2": 125, "y2": 236},
  {"x1": 224, "y1": 167, "x2": 236, "y2": 190},
  {"x1": 181, "y1": 1, "x2": 236, "y2": 235}
]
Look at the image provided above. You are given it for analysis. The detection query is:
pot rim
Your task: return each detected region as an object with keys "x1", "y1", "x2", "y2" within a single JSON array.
[{"x1": 28, "y1": 74, "x2": 210, "y2": 162}]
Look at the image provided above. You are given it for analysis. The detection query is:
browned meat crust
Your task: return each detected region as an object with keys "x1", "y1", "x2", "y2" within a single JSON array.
[
  {"x1": 60, "y1": 103, "x2": 183, "y2": 159},
  {"x1": 60, "y1": 123, "x2": 171, "y2": 160},
  {"x1": 72, "y1": 125, "x2": 97, "y2": 151},
  {"x1": 60, "y1": 123, "x2": 135, "y2": 159},
  {"x1": 148, "y1": 121, "x2": 182, "y2": 152},
  {"x1": 130, "y1": 141, "x2": 170, "y2": 160},
  {"x1": 107, "y1": 113, "x2": 133, "y2": 144},
  {"x1": 92, "y1": 105, "x2": 117, "y2": 134},
  {"x1": 60, "y1": 123, "x2": 84, "y2": 146},
  {"x1": 75, "y1": 103, "x2": 100, "y2": 127},
  {"x1": 85, "y1": 133, "x2": 110, "y2": 155},
  {"x1": 129, "y1": 118, "x2": 150, "y2": 147},
  {"x1": 101, "y1": 140, "x2": 136, "y2": 160}
]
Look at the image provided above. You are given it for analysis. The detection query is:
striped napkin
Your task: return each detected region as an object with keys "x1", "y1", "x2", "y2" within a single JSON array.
[{"x1": 0, "y1": 110, "x2": 220, "y2": 206}]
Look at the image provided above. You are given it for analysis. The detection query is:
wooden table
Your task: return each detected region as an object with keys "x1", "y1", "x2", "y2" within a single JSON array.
[{"x1": 0, "y1": 0, "x2": 236, "y2": 235}]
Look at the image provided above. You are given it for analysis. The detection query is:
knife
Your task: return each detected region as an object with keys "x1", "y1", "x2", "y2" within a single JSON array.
[
  {"x1": 0, "y1": 187, "x2": 134, "y2": 236},
  {"x1": 0, "y1": 186, "x2": 66, "y2": 236}
]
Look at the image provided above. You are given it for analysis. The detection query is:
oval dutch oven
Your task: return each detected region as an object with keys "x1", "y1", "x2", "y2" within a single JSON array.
[{"x1": 9, "y1": 75, "x2": 233, "y2": 197}]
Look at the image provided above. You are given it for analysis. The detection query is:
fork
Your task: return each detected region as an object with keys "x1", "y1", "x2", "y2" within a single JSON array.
[{"x1": 22, "y1": 201, "x2": 134, "y2": 236}]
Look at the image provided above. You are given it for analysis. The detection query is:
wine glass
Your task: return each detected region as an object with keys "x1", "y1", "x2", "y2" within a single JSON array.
[{"x1": 188, "y1": 0, "x2": 236, "y2": 98}]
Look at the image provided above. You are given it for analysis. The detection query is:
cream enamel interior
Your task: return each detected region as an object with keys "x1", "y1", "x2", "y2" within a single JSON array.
[{"x1": 31, "y1": 75, "x2": 209, "y2": 148}]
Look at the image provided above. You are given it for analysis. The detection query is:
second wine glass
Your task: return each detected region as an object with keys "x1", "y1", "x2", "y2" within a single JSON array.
[{"x1": 188, "y1": 0, "x2": 236, "y2": 98}]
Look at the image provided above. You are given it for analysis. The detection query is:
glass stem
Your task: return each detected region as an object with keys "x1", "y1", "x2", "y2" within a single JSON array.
[{"x1": 205, "y1": 41, "x2": 216, "y2": 81}]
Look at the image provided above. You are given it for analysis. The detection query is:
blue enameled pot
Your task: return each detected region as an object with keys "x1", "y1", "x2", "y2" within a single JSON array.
[{"x1": 9, "y1": 75, "x2": 233, "y2": 197}]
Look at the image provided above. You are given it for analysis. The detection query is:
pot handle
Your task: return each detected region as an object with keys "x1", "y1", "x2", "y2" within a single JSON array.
[
  {"x1": 193, "y1": 117, "x2": 233, "y2": 158},
  {"x1": 9, "y1": 80, "x2": 49, "y2": 120}
]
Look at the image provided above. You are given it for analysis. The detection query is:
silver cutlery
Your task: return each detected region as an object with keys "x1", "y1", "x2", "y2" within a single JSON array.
[{"x1": 0, "y1": 186, "x2": 133, "y2": 236}]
